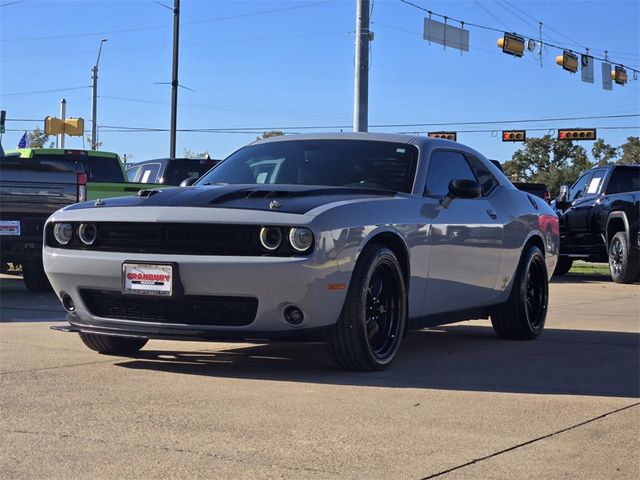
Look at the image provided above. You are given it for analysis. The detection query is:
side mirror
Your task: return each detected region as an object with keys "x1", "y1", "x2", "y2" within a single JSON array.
[
  {"x1": 179, "y1": 176, "x2": 198, "y2": 187},
  {"x1": 557, "y1": 185, "x2": 569, "y2": 203},
  {"x1": 440, "y1": 179, "x2": 481, "y2": 208}
]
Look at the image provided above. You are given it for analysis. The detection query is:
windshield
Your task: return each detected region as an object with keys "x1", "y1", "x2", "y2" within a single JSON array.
[{"x1": 197, "y1": 140, "x2": 419, "y2": 193}]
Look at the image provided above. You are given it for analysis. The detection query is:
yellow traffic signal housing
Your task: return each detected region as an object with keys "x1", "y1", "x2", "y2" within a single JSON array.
[
  {"x1": 502, "y1": 130, "x2": 526, "y2": 142},
  {"x1": 44, "y1": 116, "x2": 64, "y2": 135},
  {"x1": 497, "y1": 33, "x2": 525, "y2": 57},
  {"x1": 558, "y1": 129, "x2": 596, "y2": 141},
  {"x1": 556, "y1": 51, "x2": 579, "y2": 73},
  {"x1": 428, "y1": 132, "x2": 457, "y2": 141},
  {"x1": 64, "y1": 118, "x2": 85, "y2": 136},
  {"x1": 611, "y1": 66, "x2": 627, "y2": 85}
]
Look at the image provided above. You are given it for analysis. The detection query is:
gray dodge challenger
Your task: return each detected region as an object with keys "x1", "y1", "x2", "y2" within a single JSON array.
[{"x1": 44, "y1": 133, "x2": 559, "y2": 371}]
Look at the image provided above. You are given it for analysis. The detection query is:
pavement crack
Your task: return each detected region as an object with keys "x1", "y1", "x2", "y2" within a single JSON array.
[
  {"x1": 418, "y1": 402, "x2": 640, "y2": 480},
  {"x1": 2, "y1": 428, "x2": 340, "y2": 476},
  {"x1": 0, "y1": 359, "x2": 116, "y2": 375}
]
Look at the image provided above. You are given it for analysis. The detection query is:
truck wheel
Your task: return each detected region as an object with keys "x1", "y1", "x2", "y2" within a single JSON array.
[
  {"x1": 609, "y1": 232, "x2": 639, "y2": 284},
  {"x1": 491, "y1": 245, "x2": 548, "y2": 340},
  {"x1": 22, "y1": 261, "x2": 52, "y2": 292},
  {"x1": 79, "y1": 333, "x2": 148, "y2": 355},
  {"x1": 553, "y1": 257, "x2": 573, "y2": 276},
  {"x1": 328, "y1": 245, "x2": 406, "y2": 371}
]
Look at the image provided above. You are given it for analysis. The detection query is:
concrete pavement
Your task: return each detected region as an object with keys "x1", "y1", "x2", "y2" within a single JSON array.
[{"x1": 0, "y1": 273, "x2": 638, "y2": 479}]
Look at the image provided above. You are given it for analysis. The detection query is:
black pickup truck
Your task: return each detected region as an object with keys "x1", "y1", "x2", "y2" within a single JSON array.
[{"x1": 554, "y1": 164, "x2": 640, "y2": 283}]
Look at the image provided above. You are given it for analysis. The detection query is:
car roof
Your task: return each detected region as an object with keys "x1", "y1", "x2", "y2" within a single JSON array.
[{"x1": 6, "y1": 148, "x2": 119, "y2": 159}]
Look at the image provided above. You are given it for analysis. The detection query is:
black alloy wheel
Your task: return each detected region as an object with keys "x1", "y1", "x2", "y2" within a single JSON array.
[
  {"x1": 608, "y1": 231, "x2": 640, "y2": 284},
  {"x1": 523, "y1": 252, "x2": 548, "y2": 332},
  {"x1": 365, "y1": 263, "x2": 402, "y2": 360},
  {"x1": 491, "y1": 245, "x2": 548, "y2": 340},
  {"x1": 329, "y1": 245, "x2": 406, "y2": 371}
]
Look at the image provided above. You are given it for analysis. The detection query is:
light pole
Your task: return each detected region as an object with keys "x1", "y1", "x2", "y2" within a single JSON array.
[
  {"x1": 353, "y1": 0, "x2": 370, "y2": 132},
  {"x1": 90, "y1": 38, "x2": 107, "y2": 150}
]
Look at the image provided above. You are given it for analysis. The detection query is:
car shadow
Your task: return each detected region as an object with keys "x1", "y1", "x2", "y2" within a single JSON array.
[
  {"x1": 116, "y1": 325, "x2": 639, "y2": 398},
  {"x1": 551, "y1": 273, "x2": 614, "y2": 284}
]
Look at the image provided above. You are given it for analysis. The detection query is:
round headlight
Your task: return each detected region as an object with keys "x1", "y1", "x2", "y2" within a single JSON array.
[
  {"x1": 259, "y1": 227, "x2": 282, "y2": 251},
  {"x1": 78, "y1": 223, "x2": 97, "y2": 245},
  {"x1": 53, "y1": 223, "x2": 74, "y2": 245},
  {"x1": 289, "y1": 227, "x2": 314, "y2": 252}
]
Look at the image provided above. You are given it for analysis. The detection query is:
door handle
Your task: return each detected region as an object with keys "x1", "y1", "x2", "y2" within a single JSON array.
[{"x1": 486, "y1": 209, "x2": 498, "y2": 219}]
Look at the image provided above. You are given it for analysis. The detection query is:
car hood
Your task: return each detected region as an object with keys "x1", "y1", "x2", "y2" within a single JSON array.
[{"x1": 66, "y1": 184, "x2": 399, "y2": 215}]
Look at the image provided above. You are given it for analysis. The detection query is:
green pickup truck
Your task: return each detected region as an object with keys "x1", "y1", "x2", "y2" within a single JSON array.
[{"x1": 0, "y1": 148, "x2": 166, "y2": 291}]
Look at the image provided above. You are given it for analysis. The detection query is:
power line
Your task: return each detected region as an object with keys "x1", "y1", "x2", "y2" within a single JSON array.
[
  {"x1": 398, "y1": 0, "x2": 639, "y2": 74},
  {"x1": 0, "y1": 31, "x2": 351, "y2": 59},
  {"x1": 0, "y1": 86, "x2": 91, "y2": 97},
  {"x1": 88, "y1": 113, "x2": 640, "y2": 132},
  {"x1": 0, "y1": 1, "x2": 334, "y2": 42}
]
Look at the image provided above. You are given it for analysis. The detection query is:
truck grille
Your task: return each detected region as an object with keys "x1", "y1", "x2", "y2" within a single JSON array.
[{"x1": 80, "y1": 289, "x2": 258, "y2": 326}]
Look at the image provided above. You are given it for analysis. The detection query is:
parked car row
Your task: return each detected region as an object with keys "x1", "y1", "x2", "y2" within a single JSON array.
[{"x1": 0, "y1": 135, "x2": 637, "y2": 371}]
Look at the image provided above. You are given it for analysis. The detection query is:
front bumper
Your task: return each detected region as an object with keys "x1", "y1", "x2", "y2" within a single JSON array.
[{"x1": 43, "y1": 247, "x2": 350, "y2": 338}]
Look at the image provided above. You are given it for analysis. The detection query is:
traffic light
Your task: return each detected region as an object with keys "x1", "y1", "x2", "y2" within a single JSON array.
[
  {"x1": 64, "y1": 118, "x2": 84, "y2": 136},
  {"x1": 611, "y1": 66, "x2": 628, "y2": 85},
  {"x1": 558, "y1": 129, "x2": 596, "y2": 141},
  {"x1": 0, "y1": 110, "x2": 5, "y2": 134},
  {"x1": 502, "y1": 130, "x2": 526, "y2": 142},
  {"x1": 44, "y1": 116, "x2": 84, "y2": 136},
  {"x1": 44, "y1": 116, "x2": 64, "y2": 135},
  {"x1": 497, "y1": 33, "x2": 525, "y2": 57},
  {"x1": 428, "y1": 132, "x2": 457, "y2": 141},
  {"x1": 556, "y1": 50, "x2": 579, "y2": 73}
]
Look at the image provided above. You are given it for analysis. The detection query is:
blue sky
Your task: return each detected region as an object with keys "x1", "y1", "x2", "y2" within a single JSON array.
[{"x1": 1, "y1": 0, "x2": 639, "y2": 163}]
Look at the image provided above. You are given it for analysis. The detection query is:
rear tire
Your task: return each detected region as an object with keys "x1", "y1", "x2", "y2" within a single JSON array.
[
  {"x1": 22, "y1": 261, "x2": 52, "y2": 292},
  {"x1": 328, "y1": 245, "x2": 406, "y2": 371},
  {"x1": 79, "y1": 333, "x2": 148, "y2": 355},
  {"x1": 553, "y1": 257, "x2": 572, "y2": 276},
  {"x1": 492, "y1": 245, "x2": 548, "y2": 340},
  {"x1": 609, "y1": 231, "x2": 639, "y2": 284}
]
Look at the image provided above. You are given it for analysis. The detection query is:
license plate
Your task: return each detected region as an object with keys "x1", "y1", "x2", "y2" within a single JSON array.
[
  {"x1": 122, "y1": 263, "x2": 173, "y2": 296},
  {"x1": 0, "y1": 221, "x2": 20, "y2": 236}
]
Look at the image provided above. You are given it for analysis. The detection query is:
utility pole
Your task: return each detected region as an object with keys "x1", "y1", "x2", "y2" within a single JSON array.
[
  {"x1": 57, "y1": 98, "x2": 66, "y2": 148},
  {"x1": 353, "y1": 0, "x2": 370, "y2": 132},
  {"x1": 91, "y1": 38, "x2": 107, "y2": 150},
  {"x1": 170, "y1": 0, "x2": 180, "y2": 160}
]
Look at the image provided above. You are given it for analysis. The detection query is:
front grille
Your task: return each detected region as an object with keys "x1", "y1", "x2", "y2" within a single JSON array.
[
  {"x1": 80, "y1": 289, "x2": 258, "y2": 326},
  {"x1": 47, "y1": 223, "x2": 304, "y2": 256}
]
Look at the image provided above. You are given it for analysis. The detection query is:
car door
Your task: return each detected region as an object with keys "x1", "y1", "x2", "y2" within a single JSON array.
[
  {"x1": 564, "y1": 169, "x2": 606, "y2": 234},
  {"x1": 421, "y1": 150, "x2": 504, "y2": 315}
]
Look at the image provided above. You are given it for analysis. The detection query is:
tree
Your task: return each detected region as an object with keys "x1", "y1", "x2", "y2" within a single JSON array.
[
  {"x1": 591, "y1": 139, "x2": 618, "y2": 166},
  {"x1": 183, "y1": 148, "x2": 210, "y2": 159},
  {"x1": 256, "y1": 130, "x2": 284, "y2": 141},
  {"x1": 503, "y1": 135, "x2": 592, "y2": 196},
  {"x1": 27, "y1": 127, "x2": 53, "y2": 148},
  {"x1": 618, "y1": 136, "x2": 640, "y2": 164}
]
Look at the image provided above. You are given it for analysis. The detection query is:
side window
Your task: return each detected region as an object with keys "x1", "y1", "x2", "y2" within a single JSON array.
[
  {"x1": 467, "y1": 155, "x2": 499, "y2": 196},
  {"x1": 568, "y1": 173, "x2": 592, "y2": 202},
  {"x1": 126, "y1": 166, "x2": 139, "y2": 182},
  {"x1": 607, "y1": 168, "x2": 640, "y2": 194},
  {"x1": 583, "y1": 170, "x2": 606, "y2": 197},
  {"x1": 139, "y1": 164, "x2": 161, "y2": 183},
  {"x1": 424, "y1": 151, "x2": 477, "y2": 197}
]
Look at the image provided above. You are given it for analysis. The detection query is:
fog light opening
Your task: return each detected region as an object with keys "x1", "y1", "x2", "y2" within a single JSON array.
[
  {"x1": 61, "y1": 293, "x2": 75, "y2": 312},
  {"x1": 284, "y1": 306, "x2": 304, "y2": 325}
]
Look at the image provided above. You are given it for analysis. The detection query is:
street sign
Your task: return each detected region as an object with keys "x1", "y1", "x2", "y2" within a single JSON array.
[{"x1": 424, "y1": 18, "x2": 469, "y2": 52}]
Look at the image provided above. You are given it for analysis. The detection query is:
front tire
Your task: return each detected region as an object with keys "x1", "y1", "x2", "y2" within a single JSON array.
[
  {"x1": 328, "y1": 245, "x2": 406, "y2": 371},
  {"x1": 79, "y1": 333, "x2": 148, "y2": 355},
  {"x1": 492, "y1": 245, "x2": 548, "y2": 340},
  {"x1": 609, "y1": 231, "x2": 639, "y2": 284}
]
